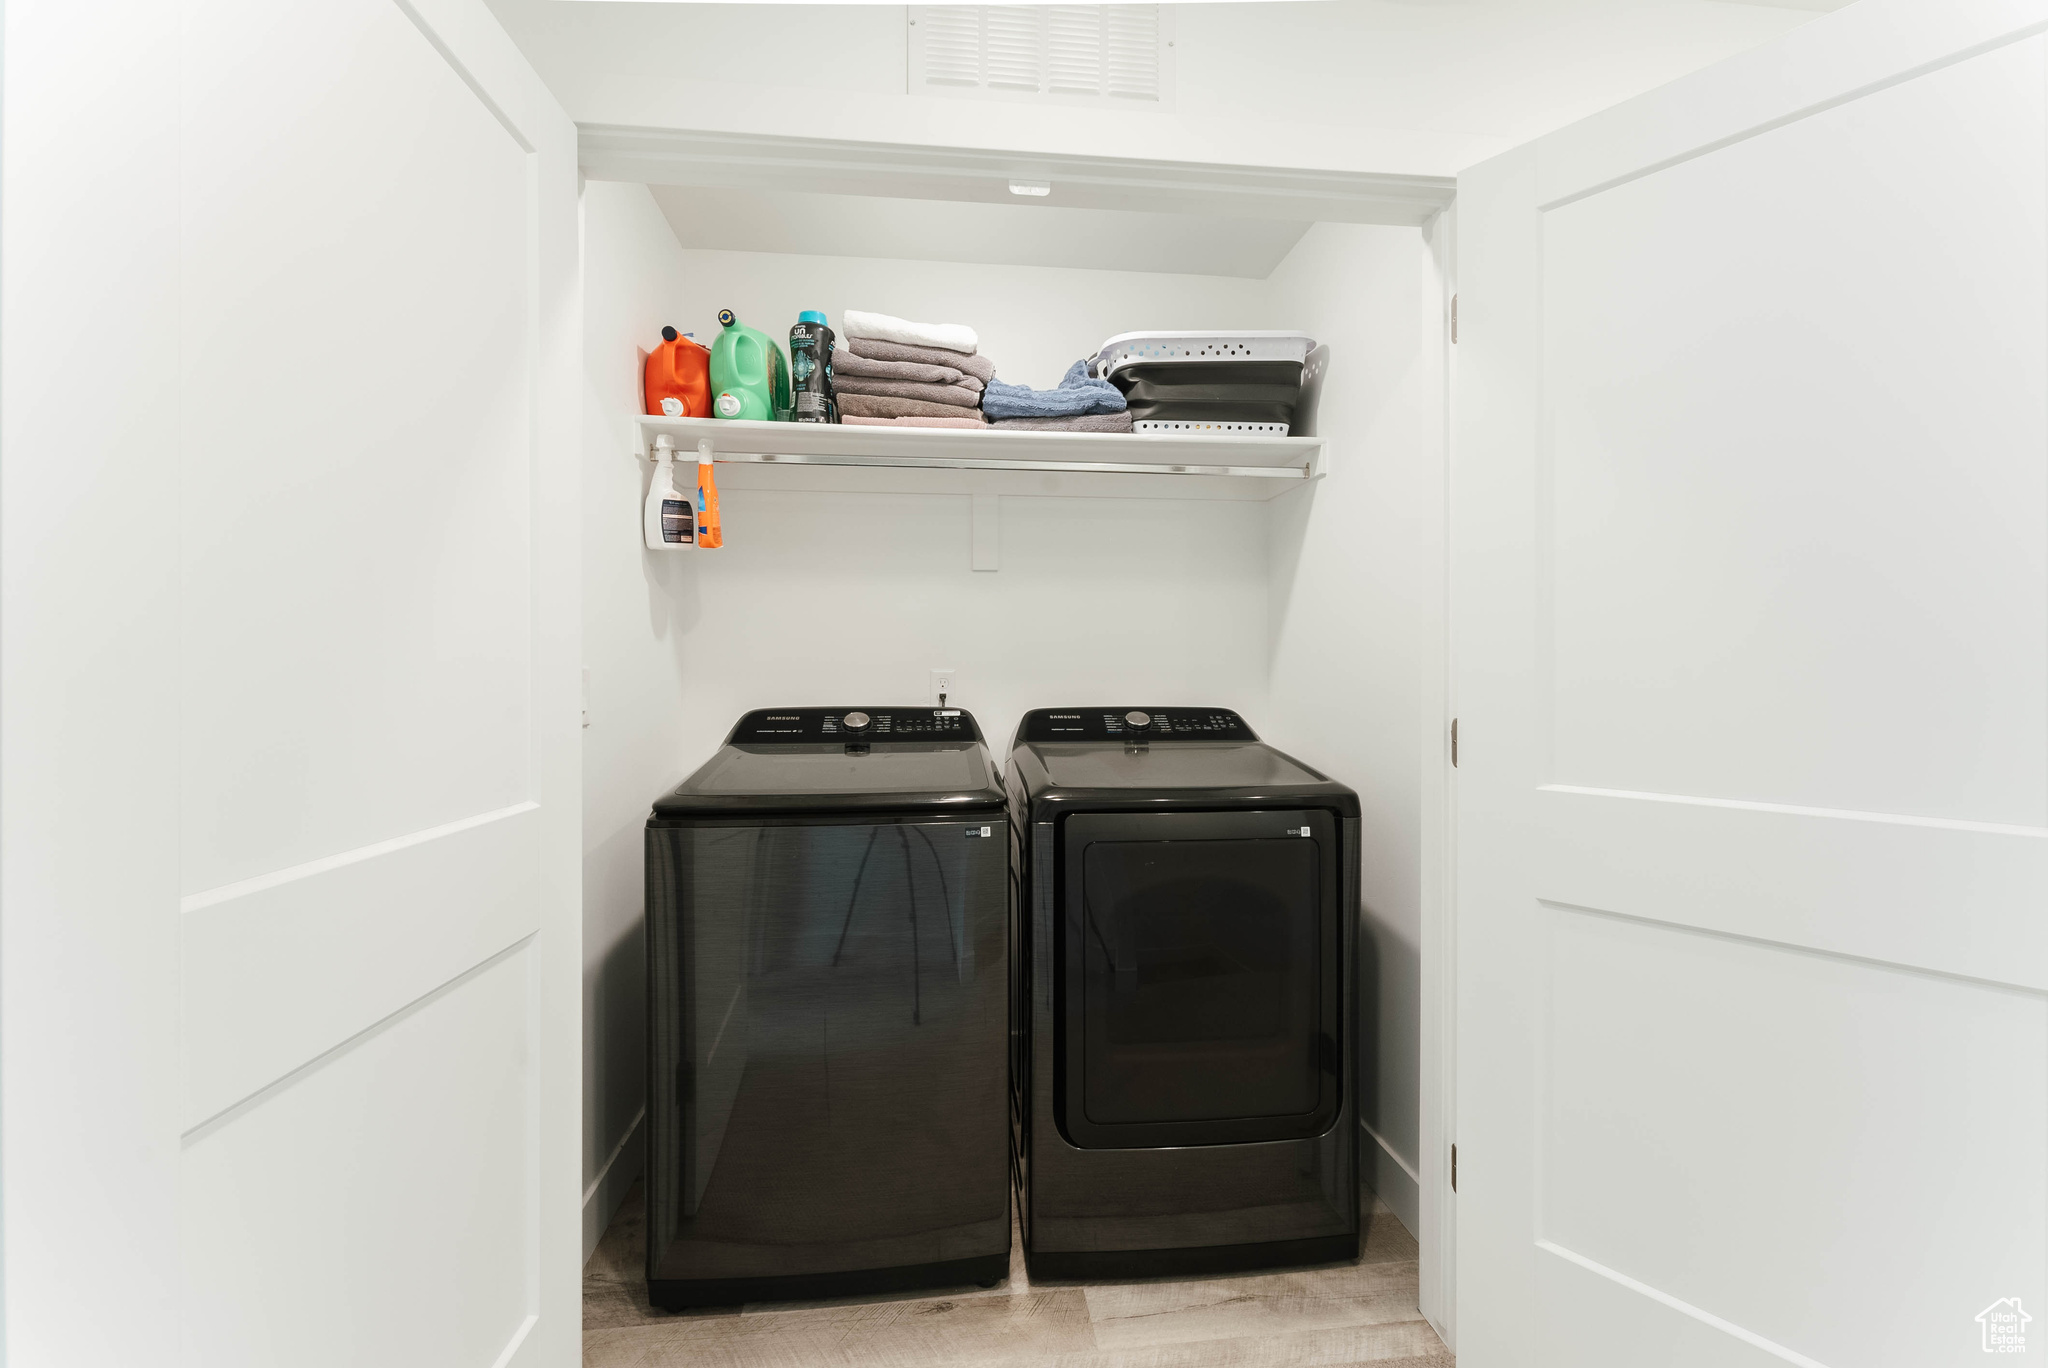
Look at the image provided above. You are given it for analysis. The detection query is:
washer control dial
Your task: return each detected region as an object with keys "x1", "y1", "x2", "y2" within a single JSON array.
[
  {"x1": 842, "y1": 711, "x2": 871, "y2": 730},
  {"x1": 1124, "y1": 710, "x2": 1152, "y2": 728}
]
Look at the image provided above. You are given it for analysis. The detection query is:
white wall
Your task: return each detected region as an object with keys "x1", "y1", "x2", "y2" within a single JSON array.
[
  {"x1": 661, "y1": 242, "x2": 1270, "y2": 391},
  {"x1": 634, "y1": 236, "x2": 1279, "y2": 743},
  {"x1": 578, "y1": 184, "x2": 1282, "y2": 1253},
  {"x1": 633, "y1": 489, "x2": 1271, "y2": 750},
  {"x1": 1263, "y1": 222, "x2": 1447, "y2": 1236},
  {"x1": 581, "y1": 180, "x2": 704, "y2": 1258}
]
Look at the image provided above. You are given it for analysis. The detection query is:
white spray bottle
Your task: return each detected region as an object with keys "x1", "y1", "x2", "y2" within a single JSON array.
[{"x1": 644, "y1": 434, "x2": 694, "y2": 550}]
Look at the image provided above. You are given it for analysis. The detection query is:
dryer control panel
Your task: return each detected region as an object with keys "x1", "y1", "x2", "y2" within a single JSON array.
[
  {"x1": 728, "y1": 707, "x2": 982, "y2": 744},
  {"x1": 1016, "y1": 707, "x2": 1257, "y2": 743}
]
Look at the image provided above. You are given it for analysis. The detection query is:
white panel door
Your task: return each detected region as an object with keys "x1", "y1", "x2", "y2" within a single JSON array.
[
  {"x1": 1455, "y1": 2, "x2": 2048, "y2": 1365},
  {"x1": 1, "y1": 2, "x2": 581, "y2": 1365}
]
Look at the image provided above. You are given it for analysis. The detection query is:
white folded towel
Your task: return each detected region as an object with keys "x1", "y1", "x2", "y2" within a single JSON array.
[{"x1": 842, "y1": 309, "x2": 978, "y2": 356}]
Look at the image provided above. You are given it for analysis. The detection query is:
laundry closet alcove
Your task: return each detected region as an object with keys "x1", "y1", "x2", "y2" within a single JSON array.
[{"x1": 575, "y1": 114, "x2": 1457, "y2": 1339}]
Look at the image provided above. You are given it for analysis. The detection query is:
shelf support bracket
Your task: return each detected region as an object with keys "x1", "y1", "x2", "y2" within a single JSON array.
[{"x1": 971, "y1": 493, "x2": 999, "y2": 573}]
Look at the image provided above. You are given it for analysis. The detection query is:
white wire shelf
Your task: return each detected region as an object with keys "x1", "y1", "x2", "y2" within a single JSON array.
[{"x1": 634, "y1": 415, "x2": 1325, "y2": 502}]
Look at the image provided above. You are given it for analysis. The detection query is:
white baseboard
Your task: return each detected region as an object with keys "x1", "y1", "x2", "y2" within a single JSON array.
[
  {"x1": 582, "y1": 1107, "x2": 645, "y2": 1265},
  {"x1": 1361, "y1": 1117, "x2": 1421, "y2": 1240}
]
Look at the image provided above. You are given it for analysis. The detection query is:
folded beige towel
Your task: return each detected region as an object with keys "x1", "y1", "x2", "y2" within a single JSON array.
[
  {"x1": 989, "y1": 411, "x2": 1135, "y2": 433},
  {"x1": 843, "y1": 309, "x2": 978, "y2": 354},
  {"x1": 842, "y1": 414, "x2": 988, "y2": 430},
  {"x1": 833, "y1": 349, "x2": 982, "y2": 390},
  {"x1": 838, "y1": 392, "x2": 983, "y2": 421},
  {"x1": 842, "y1": 334, "x2": 997, "y2": 385},
  {"x1": 832, "y1": 376, "x2": 982, "y2": 409}
]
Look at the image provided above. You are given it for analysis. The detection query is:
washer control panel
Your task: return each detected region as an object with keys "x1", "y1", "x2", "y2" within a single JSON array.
[
  {"x1": 729, "y1": 708, "x2": 980, "y2": 744},
  {"x1": 1016, "y1": 707, "x2": 1256, "y2": 743}
]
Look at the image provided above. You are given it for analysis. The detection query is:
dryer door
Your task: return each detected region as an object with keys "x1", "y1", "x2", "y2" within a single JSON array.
[{"x1": 1058, "y1": 808, "x2": 1342, "y2": 1149}]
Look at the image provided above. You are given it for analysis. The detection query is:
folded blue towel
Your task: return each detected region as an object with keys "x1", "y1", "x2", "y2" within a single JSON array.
[{"x1": 980, "y1": 359, "x2": 1128, "y2": 420}]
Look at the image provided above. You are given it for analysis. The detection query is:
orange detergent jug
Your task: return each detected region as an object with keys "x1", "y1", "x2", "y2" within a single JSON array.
[{"x1": 644, "y1": 327, "x2": 711, "y2": 417}]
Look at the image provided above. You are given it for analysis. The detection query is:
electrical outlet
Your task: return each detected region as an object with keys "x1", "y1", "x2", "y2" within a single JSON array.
[{"x1": 930, "y1": 668, "x2": 957, "y2": 706}]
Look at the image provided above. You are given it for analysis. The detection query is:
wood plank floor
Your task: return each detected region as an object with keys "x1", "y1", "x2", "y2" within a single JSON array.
[{"x1": 585, "y1": 1183, "x2": 1452, "y2": 1368}]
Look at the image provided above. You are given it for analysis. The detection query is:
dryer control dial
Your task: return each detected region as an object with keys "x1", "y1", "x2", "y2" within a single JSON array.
[
  {"x1": 842, "y1": 711, "x2": 872, "y2": 730},
  {"x1": 1124, "y1": 710, "x2": 1152, "y2": 728}
]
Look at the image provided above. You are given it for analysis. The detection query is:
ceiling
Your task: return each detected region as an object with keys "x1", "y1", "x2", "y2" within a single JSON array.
[
  {"x1": 492, "y1": 0, "x2": 1853, "y2": 179},
  {"x1": 651, "y1": 184, "x2": 1313, "y2": 277},
  {"x1": 498, "y1": 0, "x2": 1855, "y2": 276}
]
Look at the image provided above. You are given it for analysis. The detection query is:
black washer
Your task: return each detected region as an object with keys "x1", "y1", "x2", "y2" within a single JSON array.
[{"x1": 644, "y1": 708, "x2": 1008, "y2": 1308}]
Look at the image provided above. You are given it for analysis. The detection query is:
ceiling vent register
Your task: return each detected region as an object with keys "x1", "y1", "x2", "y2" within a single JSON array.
[{"x1": 909, "y1": 5, "x2": 1171, "y2": 107}]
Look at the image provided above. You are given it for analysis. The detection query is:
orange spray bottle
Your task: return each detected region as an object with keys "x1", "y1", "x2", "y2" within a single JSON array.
[{"x1": 694, "y1": 438, "x2": 724, "y2": 549}]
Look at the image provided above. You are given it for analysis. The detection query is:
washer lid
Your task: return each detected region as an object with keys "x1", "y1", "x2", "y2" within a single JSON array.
[
  {"x1": 653, "y1": 708, "x2": 1003, "y2": 818},
  {"x1": 1009, "y1": 707, "x2": 1358, "y2": 817},
  {"x1": 1029, "y1": 741, "x2": 1325, "y2": 791}
]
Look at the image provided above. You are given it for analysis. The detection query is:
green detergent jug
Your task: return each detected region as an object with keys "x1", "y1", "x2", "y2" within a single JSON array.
[{"x1": 708, "y1": 309, "x2": 791, "y2": 421}]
